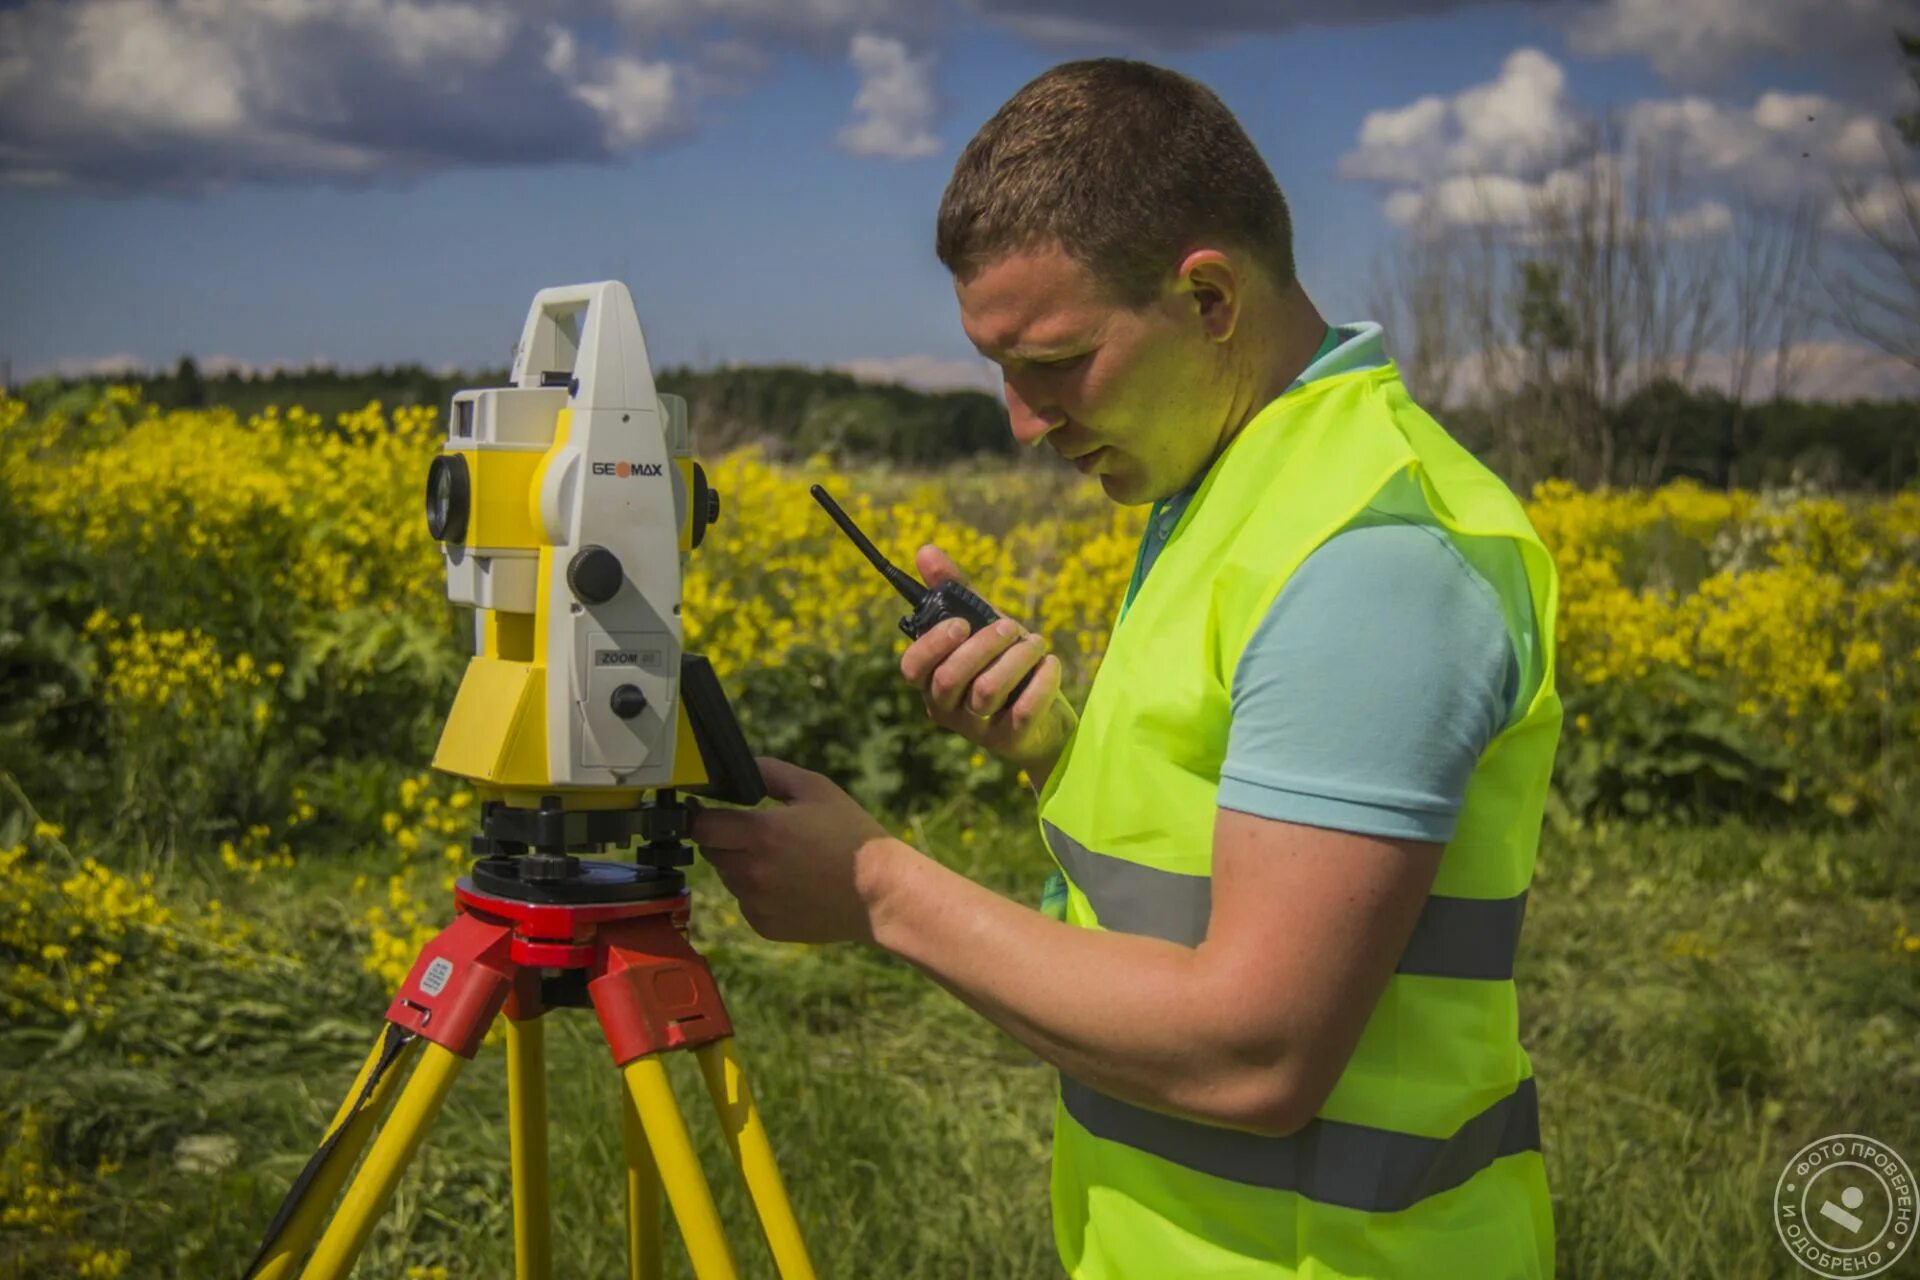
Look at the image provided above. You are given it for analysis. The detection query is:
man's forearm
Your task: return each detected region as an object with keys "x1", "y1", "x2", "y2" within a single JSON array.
[{"x1": 862, "y1": 837, "x2": 1300, "y2": 1133}]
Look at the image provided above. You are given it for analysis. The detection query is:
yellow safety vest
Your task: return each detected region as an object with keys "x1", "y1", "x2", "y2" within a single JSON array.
[{"x1": 1037, "y1": 363, "x2": 1561, "y2": 1278}]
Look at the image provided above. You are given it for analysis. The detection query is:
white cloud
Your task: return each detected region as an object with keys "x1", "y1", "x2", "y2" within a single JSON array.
[
  {"x1": 22, "y1": 353, "x2": 155, "y2": 381},
  {"x1": 962, "y1": 0, "x2": 1520, "y2": 54},
  {"x1": 1831, "y1": 117, "x2": 1892, "y2": 169},
  {"x1": 1349, "y1": 49, "x2": 1902, "y2": 237},
  {"x1": 965, "y1": 0, "x2": 1906, "y2": 89},
  {"x1": 0, "y1": 0, "x2": 947, "y2": 191},
  {"x1": 1383, "y1": 173, "x2": 1535, "y2": 229},
  {"x1": 605, "y1": 0, "x2": 928, "y2": 47},
  {"x1": 0, "y1": 0, "x2": 709, "y2": 192},
  {"x1": 1340, "y1": 95, "x2": 1449, "y2": 184},
  {"x1": 542, "y1": 23, "x2": 580, "y2": 77},
  {"x1": 1662, "y1": 199, "x2": 1734, "y2": 239},
  {"x1": 1433, "y1": 339, "x2": 1920, "y2": 405},
  {"x1": 1826, "y1": 176, "x2": 1920, "y2": 238},
  {"x1": 1445, "y1": 48, "x2": 1570, "y2": 176},
  {"x1": 374, "y1": 2, "x2": 517, "y2": 72},
  {"x1": 1691, "y1": 341, "x2": 1920, "y2": 401},
  {"x1": 1378, "y1": 159, "x2": 1734, "y2": 238},
  {"x1": 572, "y1": 54, "x2": 686, "y2": 148},
  {"x1": 1567, "y1": 0, "x2": 1910, "y2": 86},
  {"x1": 1623, "y1": 91, "x2": 1887, "y2": 204},
  {"x1": 833, "y1": 353, "x2": 999, "y2": 393},
  {"x1": 70, "y1": 0, "x2": 247, "y2": 133},
  {"x1": 835, "y1": 32, "x2": 939, "y2": 159},
  {"x1": 1341, "y1": 47, "x2": 1578, "y2": 197},
  {"x1": 9, "y1": 0, "x2": 897, "y2": 192}
]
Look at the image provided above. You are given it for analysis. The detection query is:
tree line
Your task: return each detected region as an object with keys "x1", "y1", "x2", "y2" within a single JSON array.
[
  {"x1": 12, "y1": 358, "x2": 1022, "y2": 467},
  {"x1": 11, "y1": 351, "x2": 1917, "y2": 491}
]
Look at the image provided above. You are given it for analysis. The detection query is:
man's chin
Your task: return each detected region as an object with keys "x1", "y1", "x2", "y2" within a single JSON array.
[{"x1": 1095, "y1": 467, "x2": 1144, "y2": 505}]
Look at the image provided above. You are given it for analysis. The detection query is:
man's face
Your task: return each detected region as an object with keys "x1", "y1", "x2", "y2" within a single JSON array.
[{"x1": 955, "y1": 245, "x2": 1234, "y2": 506}]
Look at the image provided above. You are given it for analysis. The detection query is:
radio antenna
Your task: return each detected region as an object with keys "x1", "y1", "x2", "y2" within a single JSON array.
[{"x1": 809, "y1": 485, "x2": 928, "y2": 607}]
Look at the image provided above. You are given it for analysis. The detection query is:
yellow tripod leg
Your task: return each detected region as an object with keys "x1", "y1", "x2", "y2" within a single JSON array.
[
  {"x1": 695, "y1": 1039, "x2": 817, "y2": 1280},
  {"x1": 620, "y1": 1073, "x2": 664, "y2": 1280},
  {"x1": 506, "y1": 1016, "x2": 552, "y2": 1280},
  {"x1": 621, "y1": 1056, "x2": 740, "y2": 1280},
  {"x1": 299, "y1": 1041, "x2": 466, "y2": 1280},
  {"x1": 251, "y1": 1031, "x2": 419, "y2": 1280}
]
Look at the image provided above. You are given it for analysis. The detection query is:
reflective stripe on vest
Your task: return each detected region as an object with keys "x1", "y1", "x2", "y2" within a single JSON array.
[
  {"x1": 1060, "y1": 1074, "x2": 1540, "y2": 1213},
  {"x1": 1044, "y1": 821, "x2": 1528, "y2": 981}
]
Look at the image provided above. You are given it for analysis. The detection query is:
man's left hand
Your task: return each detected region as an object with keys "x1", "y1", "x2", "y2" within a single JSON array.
[{"x1": 686, "y1": 756, "x2": 903, "y2": 945}]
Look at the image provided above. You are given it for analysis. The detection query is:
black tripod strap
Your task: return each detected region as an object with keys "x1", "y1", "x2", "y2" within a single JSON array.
[{"x1": 242, "y1": 1023, "x2": 418, "y2": 1279}]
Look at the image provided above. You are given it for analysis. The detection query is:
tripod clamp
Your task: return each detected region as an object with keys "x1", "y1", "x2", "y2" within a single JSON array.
[{"x1": 384, "y1": 879, "x2": 731, "y2": 1064}]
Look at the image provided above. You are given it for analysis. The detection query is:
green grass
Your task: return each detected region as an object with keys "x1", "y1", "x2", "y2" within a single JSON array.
[{"x1": 4, "y1": 801, "x2": 1917, "y2": 1278}]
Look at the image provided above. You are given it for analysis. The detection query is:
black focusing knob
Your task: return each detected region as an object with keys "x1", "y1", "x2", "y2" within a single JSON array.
[
  {"x1": 568, "y1": 545, "x2": 623, "y2": 604},
  {"x1": 691, "y1": 462, "x2": 719, "y2": 550},
  {"x1": 610, "y1": 685, "x2": 648, "y2": 719}
]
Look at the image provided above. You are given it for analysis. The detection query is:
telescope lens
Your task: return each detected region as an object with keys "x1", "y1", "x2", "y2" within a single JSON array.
[{"x1": 426, "y1": 453, "x2": 470, "y2": 543}]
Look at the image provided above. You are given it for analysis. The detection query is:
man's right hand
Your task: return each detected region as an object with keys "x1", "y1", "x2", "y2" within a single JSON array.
[{"x1": 900, "y1": 545, "x2": 1079, "y2": 788}]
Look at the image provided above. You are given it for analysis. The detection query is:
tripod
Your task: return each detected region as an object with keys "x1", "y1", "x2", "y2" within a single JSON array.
[{"x1": 246, "y1": 799, "x2": 815, "y2": 1280}]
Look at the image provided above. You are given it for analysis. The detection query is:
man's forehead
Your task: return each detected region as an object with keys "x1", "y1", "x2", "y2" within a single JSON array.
[{"x1": 956, "y1": 248, "x2": 1106, "y2": 357}]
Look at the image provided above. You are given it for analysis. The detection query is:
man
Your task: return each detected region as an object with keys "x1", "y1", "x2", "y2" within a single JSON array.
[{"x1": 690, "y1": 58, "x2": 1561, "y2": 1278}]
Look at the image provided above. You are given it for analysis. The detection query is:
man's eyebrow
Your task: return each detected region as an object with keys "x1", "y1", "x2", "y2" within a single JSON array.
[{"x1": 972, "y1": 338, "x2": 1089, "y2": 363}]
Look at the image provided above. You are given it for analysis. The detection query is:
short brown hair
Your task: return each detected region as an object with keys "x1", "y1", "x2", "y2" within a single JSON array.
[{"x1": 936, "y1": 59, "x2": 1296, "y2": 305}]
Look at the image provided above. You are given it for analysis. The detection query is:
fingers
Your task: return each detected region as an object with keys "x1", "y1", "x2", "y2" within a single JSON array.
[
  {"x1": 700, "y1": 846, "x2": 757, "y2": 902},
  {"x1": 924, "y1": 618, "x2": 1031, "y2": 716},
  {"x1": 966, "y1": 631, "x2": 1049, "y2": 719},
  {"x1": 752, "y1": 756, "x2": 818, "y2": 804},
  {"x1": 915, "y1": 544, "x2": 968, "y2": 589},
  {"x1": 1005, "y1": 648, "x2": 1062, "y2": 727},
  {"x1": 689, "y1": 806, "x2": 754, "y2": 852},
  {"x1": 900, "y1": 615, "x2": 972, "y2": 690}
]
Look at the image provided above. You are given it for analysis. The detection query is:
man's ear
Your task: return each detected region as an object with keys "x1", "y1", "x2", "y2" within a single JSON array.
[{"x1": 1172, "y1": 249, "x2": 1240, "y2": 344}]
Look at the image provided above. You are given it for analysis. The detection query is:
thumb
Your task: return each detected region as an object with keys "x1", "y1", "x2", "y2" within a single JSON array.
[
  {"x1": 754, "y1": 756, "x2": 825, "y2": 804},
  {"x1": 917, "y1": 543, "x2": 969, "y2": 589}
]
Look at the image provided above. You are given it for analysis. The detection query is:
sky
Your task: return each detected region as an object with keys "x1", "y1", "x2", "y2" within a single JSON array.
[{"x1": 2, "y1": 0, "x2": 1918, "y2": 399}]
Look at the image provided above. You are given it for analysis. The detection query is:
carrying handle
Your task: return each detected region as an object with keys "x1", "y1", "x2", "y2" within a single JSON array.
[{"x1": 509, "y1": 281, "x2": 657, "y2": 413}]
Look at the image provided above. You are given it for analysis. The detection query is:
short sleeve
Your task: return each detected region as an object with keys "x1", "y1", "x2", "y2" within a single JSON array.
[{"x1": 1216, "y1": 520, "x2": 1519, "y2": 843}]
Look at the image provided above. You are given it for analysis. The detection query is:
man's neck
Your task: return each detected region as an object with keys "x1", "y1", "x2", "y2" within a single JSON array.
[{"x1": 1207, "y1": 282, "x2": 1329, "y2": 471}]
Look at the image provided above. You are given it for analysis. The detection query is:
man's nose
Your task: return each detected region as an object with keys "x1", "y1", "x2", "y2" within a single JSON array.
[{"x1": 1004, "y1": 378, "x2": 1063, "y2": 447}]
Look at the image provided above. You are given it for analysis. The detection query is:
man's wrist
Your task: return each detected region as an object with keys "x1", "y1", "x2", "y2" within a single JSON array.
[
  {"x1": 1013, "y1": 708, "x2": 1077, "y2": 794},
  {"x1": 855, "y1": 835, "x2": 923, "y2": 950},
  {"x1": 1015, "y1": 736, "x2": 1069, "y2": 795}
]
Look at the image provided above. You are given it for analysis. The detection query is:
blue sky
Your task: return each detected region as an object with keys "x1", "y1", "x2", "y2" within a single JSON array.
[{"x1": 2, "y1": 0, "x2": 1915, "y2": 397}]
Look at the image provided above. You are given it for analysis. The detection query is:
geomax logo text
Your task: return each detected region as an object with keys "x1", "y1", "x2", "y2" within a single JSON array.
[{"x1": 591, "y1": 462, "x2": 664, "y2": 478}]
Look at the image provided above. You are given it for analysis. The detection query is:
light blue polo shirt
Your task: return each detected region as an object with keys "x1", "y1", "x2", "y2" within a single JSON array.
[{"x1": 1128, "y1": 322, "x2": 1541, "y2": 843}]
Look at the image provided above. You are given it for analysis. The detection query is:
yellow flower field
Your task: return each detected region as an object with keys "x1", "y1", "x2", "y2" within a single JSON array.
[
  {"x1": 6, "y1": 387, "x2": 1913, "y2": 819},
  {"x1": 0, "y1": 385, "x2": 1916, "y2": 1277}
]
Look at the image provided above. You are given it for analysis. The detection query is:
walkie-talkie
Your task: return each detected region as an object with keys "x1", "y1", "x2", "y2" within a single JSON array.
[{"x1": 810, "y1": 484, "x2": 1039, "y2": 707}]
